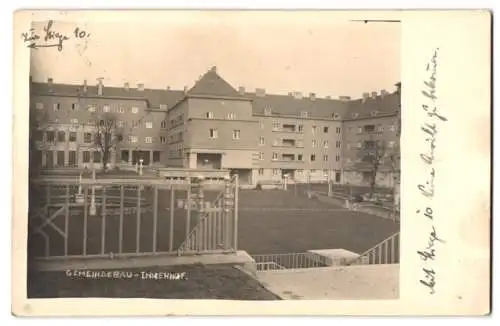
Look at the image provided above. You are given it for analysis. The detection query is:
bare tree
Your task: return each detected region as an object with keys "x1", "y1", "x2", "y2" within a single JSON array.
[
  {"x1": 356, "y1": 137, "x2": 388, "y2": 198},
  {"x1": 87, "y1": 112, "x2": 123, "y2": 171}
]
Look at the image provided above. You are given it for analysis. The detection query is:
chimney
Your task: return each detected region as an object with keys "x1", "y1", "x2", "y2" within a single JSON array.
[
  {"x1": 83, "y1": 79, "x2": 88, "y2": 93},
  {"x1": 97, "y1": 78, "x2": 103, "y2": 96},
  {"x1": 338, "y1": 96, "x2": 351, "y2": 101},
  {"x1": 166, "y1": 86, "x2": 171, "y2": 91},
  {"x1": 371, "y1": 91, "x2": 378, "y2": 99},
  {"x1": 210, "y1": 66, "x2": 217, "y2": 73},
  {"x1": 137, "y1": 83, "x2": 144, "y2": 91},
  {"x1": 288, "y1": 92, "x2": 293, "y2": 96},
  {"x1": 380, "y1": 89, "x2": 388, "y2": 98},
  {"x1": 309, "y1": 92, "x2": 316, "y2": 100},
  {"x1": 293, "y1": 91, "x2": 303, "y2": 99},
  {"x1": 47, "y1": 77, "x2": 53, "y2": 86},
  {"x1": 124, "y1": 82, "x2": 130, "y2": 91},
  {"x1": 238, "y1": 86, "x2": 245, "y2": 95},
  {"x1": 395, "y1": 82, "x2": 401, "y2": 93},
  {"x1": 362, "y1": 92, "x2": 370, "y2": 102},
  {"x1": 255, "y1": 88, "x2": 266, "y2": 97},
  {"x1": 183, "y1": 85, "x2": 188, "y2": 93}
]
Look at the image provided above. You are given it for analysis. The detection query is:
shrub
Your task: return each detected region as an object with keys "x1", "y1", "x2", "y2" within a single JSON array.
[{"x1": 255, "y1": 183, "x2": 263, "y2": 190}]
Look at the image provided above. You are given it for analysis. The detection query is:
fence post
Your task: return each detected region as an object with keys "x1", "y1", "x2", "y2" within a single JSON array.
[
  {"x1": 153, "y1": 185, "x2": 158, "y2": 253},
  {"x1": 169, "y1": 185, "x2": 174, "y2": 252},
  {"x1": 233, "y1": 174, "x2": 239, "y2": 251}
]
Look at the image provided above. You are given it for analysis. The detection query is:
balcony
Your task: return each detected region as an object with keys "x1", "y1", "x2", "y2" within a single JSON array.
[{"x1": 272, "y1": 124, "x2": 304, "y2": 134}]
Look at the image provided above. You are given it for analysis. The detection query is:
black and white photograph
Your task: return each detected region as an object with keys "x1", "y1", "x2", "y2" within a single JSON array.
[{"x1": 11, "y1": 10, "x2": 490, "y2": 316}]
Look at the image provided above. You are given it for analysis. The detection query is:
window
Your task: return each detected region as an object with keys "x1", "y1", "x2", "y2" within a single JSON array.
[
  {"x1": 117, "y1": 135, "x2": 123, "y2": 142},
  {"x1": 323, "y1": 154, "x2": 328, "y2": 161},
  {"x1": 34, "y1": 130, "x2": 43, "y2": 141},
  {"x1": 129, "y1": 136, "x2": 138, "y2": 143},
  {"x1": 371, "y1": 111, "x2": 378, "y2": 116},
  {"x1": 153, "y1": 151, "x2": 161, "y2": 163},
  {"x1": 160, "y1": 136, "x2": 166, "y2": 144},
  {"x1": 70, "y1": 118, "x2": 78, "y2": 125},
  {"x1": 298, "y1": 125, "x2": 304, "y2": 132},
  {"x1": 333, "y1": 113, "x2": 340, "y2": 120},
  {"x1": 71, "y1": 103, "x2": 79, "y2": 111},
  {"x1": 53, "y1": 103, "x2": 60, "y2": 111},
  {"x1": 364, "y1": 125, "x2": 376, "y2": 133},
  {"x1": 273, "y1": 139, "x2": 280, "y2": 146},
  {"x1": 161, "y1": 120, "x2": 167, "y2": 129},
  {"x1": 57, "y1": 151, "x2": 65, "y2": 166},
  {"x1": 227, "y1": 112, "x2": 235, "y2": 120},
  {"x1": 336, "y1": 155, "x2": 340, "y2": 162},
  {"x1": 69, "y1": 132, "x2": 77, "y2": 142},
  {"x1": 35, "y1": 102, "x2": 44, "y2": 110},
  {"x1": 68, "y1": 151, "x2": 76, "y2": 166},
  {"x1": 209, "y1": 128, "x2": 218, "y2": 139},
  {"x1": 260, "y1": 119, "x2": 265, "y2": 129},
  {"x1": 357, "y1": 127, "x2": 363, "y2": 133},
  {"x1": 99, "y1": 119, "x2": 106, "y2": 127},
  {"x1": 378, "y1": 125, "x2": 384, "y2": 132},
  {"x1": 312, "y1": 140, "x2": 317, "y2": 148},
  {"x1": 272, "y1": 152, "x2": 278, "y2": 160},
  {"x1": 160, "y1": 104, "x2": 168, "y2": 110},
  {"x1": 206, "y1": 112, "x2": 214, "y2": 119},
  {"x1": 117, "y1": 120, "x2": 124, "y2": 128},
  {"x1": 336, "y1": 127, "x2": 341, "y2": 134},
  {"x1": 388, "y1": 141, "x2": 396, "y2": 148},
  {"x1": 82, "y1": 151, "x2": 91, "y2": 163},
  {"x1": 323, "y1": 126, "x2": 329, "y2": 133},
  {"x1": 272, "y1": 120, "x2": 280, "y2": 130},
  {"x1": 310, "y1": 169, "x2": 317, "y2": 173},
  {"x1": 118, "y1": 107, "x2": 125, "y2": 113},
  {"x1": 323, "y1": 140, "x2": 329, "y2": 148},
  {"x1": 336, "y1": 141, "x2": 341, "y2": 148},
  {"x1": 103, "y1": 105, "x2": 110, "y2": 112},
  {"x1": 46, "y1": 131, "x2": 55, "y2": 142},
  {"x1": 258, "y1": 168, "x2": 264, "y2": 176},
  {"x1": 93, "y1": 151, "x2": 101, "y2": 163},
  {"x1": 259, "y1": 152, "x2": 264, "y2": 160},
  {"x1": 88, "y1": 105, "x2": 96, "y2": 112},
  {"x1": 259, "y1": 136, "x2": 265, "y2": 145},
  {"x1": 347, "y1": 143, "x2": 352, "y2": 150},
  {"x1": 131, "y1": 107, "x2": 139, "y2": 114},
  {"x1": 310, "y1": 154, "x2": 316, "y2": 161},
  {"x1": 145, "y1": 137, "x2": 153, "y2": 143},
  {"x1": 57, "y1": 131, "x2": 65, "y2": 142},
  {"x1": 297, "y1": 154, "x2": 303, "y2": 161},
  {"x1": 264, "y1": 108, "x2": 272, "y2": 116},
  {"x1": 389, "y1": 125, "x2": 396, "y2": 132},
  {"x1": 232, "y1": 130, "x2": 240, "y2": 140},
  {"x1": 273, "y1": 169, "x2": 280, "y2": 176},
  {"x1": 312, "y1": 125, "x2": 317, "y2": 134},
  {"x1": 357, "y1": 142, "x2": 362, "y2": 148},
  {"x1": 145, "y1": 122, "x2": 153, "y2": 129}
]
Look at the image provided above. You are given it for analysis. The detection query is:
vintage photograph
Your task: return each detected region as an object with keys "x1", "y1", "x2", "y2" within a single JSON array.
[{"x1": 25, "y1": 13, "x2": 401, "y2": 301}]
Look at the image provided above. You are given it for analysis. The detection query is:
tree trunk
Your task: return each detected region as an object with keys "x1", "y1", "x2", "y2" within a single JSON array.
[{"x1": 102, "y1": 150, "x2": 109, "y2": 172}]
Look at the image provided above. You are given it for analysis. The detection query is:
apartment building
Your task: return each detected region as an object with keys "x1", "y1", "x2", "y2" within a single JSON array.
[
  {"x1": 341, "y1": 86, "x2": 401, "y2": 187},
  {"x1": 30, "y1": 78, "x2": 183, "y2": 169},
  {"x1": 29, "y1": 67, "x2": 400, "y2": 187}
]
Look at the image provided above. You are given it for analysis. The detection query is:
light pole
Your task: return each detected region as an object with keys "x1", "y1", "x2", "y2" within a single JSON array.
[
  {"x1": 90, "y1": 164, "x2": 96, "y2": 216},
  {"x1": 139, "y1": 158, "x2": 144, "y2": 176}
]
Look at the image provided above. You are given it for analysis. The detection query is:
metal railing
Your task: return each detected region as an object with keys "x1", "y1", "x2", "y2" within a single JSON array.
[
  {"x1": 177, "y1": 175, "x2": 239, "y2": 254},
  {"x1": 252, "y1": 252, "x2": 329, "y2": 271},
  {"x1": 346, "y1": 232, "x2": 400, "y2": 265},
  {"x1": 28, "y1": 177, "x2": 239, "y2": 260}
]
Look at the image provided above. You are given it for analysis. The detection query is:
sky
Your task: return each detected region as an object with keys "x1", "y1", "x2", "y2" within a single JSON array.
[{"x1": 28, "y1": 11, "x2": 401, "y2": 99}]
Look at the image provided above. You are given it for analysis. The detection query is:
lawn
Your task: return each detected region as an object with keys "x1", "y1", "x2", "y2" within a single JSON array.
[
  {"x1": 29, "y1": 186, "x2": 399, "y2": 258},
  {"x1": 28, "y1": 264, "x2": 280, "y2": 300}
]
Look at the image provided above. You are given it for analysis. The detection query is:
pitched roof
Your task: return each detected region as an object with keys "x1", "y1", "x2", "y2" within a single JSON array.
[
  {"x1": 30, "y1": 82, "x2": 185, "y2": 109},
  {"x1": 246, "y1": 93, "x2": 350, "y2": 119},
  {"x1": 187, "y1": 66, "x2": 243, "y2": 98},
  {"x1": 346, "y1": 91, "x2": 400, "y2": 119}
]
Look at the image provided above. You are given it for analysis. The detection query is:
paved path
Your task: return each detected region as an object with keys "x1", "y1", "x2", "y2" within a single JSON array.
[{"x1": 256, "y1": 264, "x2": 399, "y2": 300}]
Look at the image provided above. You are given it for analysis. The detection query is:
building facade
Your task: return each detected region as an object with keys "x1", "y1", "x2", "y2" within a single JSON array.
[{"x1": 29, "y1": 67, "x2": 400, "y2": 187}]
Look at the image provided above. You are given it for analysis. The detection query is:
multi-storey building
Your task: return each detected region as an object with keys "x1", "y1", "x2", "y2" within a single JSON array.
[{"x1": 29, "y1": 67, "x2": 400, "y2": 187}]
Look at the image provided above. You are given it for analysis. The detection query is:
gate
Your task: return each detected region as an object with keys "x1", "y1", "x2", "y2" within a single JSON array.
[{"x1": 28, "y1": 175, "x2": 239, "y2": 263}]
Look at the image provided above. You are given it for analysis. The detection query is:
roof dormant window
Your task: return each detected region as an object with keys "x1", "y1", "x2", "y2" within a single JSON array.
[
  {"x1": 300, "y1": 111, "x2": 309, "y2": 118},
  {"x1": 145, "y1": 137, "x2": 153, "y2": 143},
  {"x1": 35, "y1": 102, "x2": 44, "y2": 110},
  {"x1": 131, "y1": 107, "x2": 139, "y2": 114},
  {"x1": 88, "y1": 105, "x2": 96, "y2": 112},
  {"x1": 232, "y1": 130, "x2": 241, "y2": 140},
  {"x1": 333, "y1": 113, "x2": 340, "y2": 120},
  {"x1": 206, "y1": 112, "x2": 214, "y2": 119}
]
